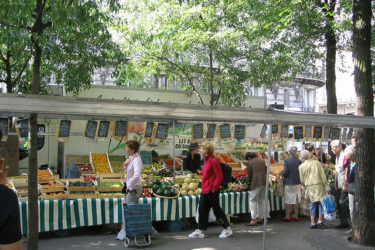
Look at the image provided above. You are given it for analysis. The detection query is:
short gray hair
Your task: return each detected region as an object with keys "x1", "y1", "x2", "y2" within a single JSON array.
[
  {"x1": 331, "y1": 140, "x2": 342, "y2": 148},
  {"x1": 288, "y1": 146, "x2": 298, "y2": 157},
  {"x1": 344, "y1": 145, "x2": 356, "y2": 158},
  {"x1": 300, "y1": 150, "x2": 310, "y2": 160}
]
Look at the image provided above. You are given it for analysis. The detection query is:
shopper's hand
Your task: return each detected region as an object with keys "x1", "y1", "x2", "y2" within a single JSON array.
[
  {"x1": 343, "y1": 186, "x2": 347, "y2": 193},
  {"x1": 0, "y1": 158, "x2": 9, "y2": 185},
  {"x1": 123, "y1": 159, "x2": 131, "y2": 168}
]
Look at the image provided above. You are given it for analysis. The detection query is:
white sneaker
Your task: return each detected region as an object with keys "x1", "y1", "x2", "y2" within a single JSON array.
[
  {"x1": 219, "y1": 227, "x2": 233, "y2": 239},
  {"x1": 188, "y1": 229, "x2": 205, "y2": 239}
]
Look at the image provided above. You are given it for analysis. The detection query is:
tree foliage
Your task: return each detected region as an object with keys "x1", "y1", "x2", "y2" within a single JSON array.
[{"x1": 113, "y1": 0, "x2": 325, "y2": 106}]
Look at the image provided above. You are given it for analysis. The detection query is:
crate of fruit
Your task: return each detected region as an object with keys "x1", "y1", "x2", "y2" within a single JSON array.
[
  {"x1": 40, "y1": 192, "x2": 67, "y2": 200},
  {"x1": 37, "y1": 168, "x2": 59, "y2": 183},
  {"x1": 67, "y1": 180, "x2": 97, "y2": 192},
  {"x1": 77, "y1": 163, "x2": 94, "y2": 174},
  {"x1": 108, "y1": 155, "x2": 127, "y2": 174},
  {"x1": 90, "y1": 152, "x2": 113, "y2": 174},
  {"x1": 67, "y1": 191, "x2": 98, "y2": 199},
  {"x1": 97, "y1": 179, "x2": 124, "y2": 192},
  {"x1": 97, "y1": 173, "x2": 124, "y2": 180},
  {"x1": 41, "y1": 182, "x2": 65, "y2": 193},
  {"x1": 97, "y1": 192, "x2": 124, "y2": 199}
]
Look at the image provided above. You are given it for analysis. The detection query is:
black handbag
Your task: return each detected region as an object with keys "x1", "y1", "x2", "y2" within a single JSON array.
[{"x1": 121, "y1": 183, "x2": 127, "y2": 194}]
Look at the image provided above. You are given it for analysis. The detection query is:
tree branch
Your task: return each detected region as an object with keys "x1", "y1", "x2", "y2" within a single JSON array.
[
  {"x1": 0, "y1": 21, "x2": 32, "y2": 30},
  {"x1": 0, "y1": 50, "x2": 6, "y2": 62},
  {"x1": 13, "y1": 55, "x2": 31, "y2": 84}
]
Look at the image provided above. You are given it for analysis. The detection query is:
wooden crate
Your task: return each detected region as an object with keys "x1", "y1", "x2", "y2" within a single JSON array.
[
  {"x1": 40, "y1": 193, "x2": 67, "y2": 200},
  {"x1": 97, "y1": 179, "x2": 123, "y2": 192},
  {"x1": 97, "y1": 173, "x2": 124, "y2": 179},
  {"x1": 67, "y1": 192, "x2": 98, "y2": 199},
  {"x1": 90, "y1": 152, "x2": 113, "y2": 174},
  {"x1": 41, "y1": 181, "x2": 65, "y2": 193},
  {"x1": 97, "y1": 193, "x2": 124, "y2": 199},
  {"x1": 67, "y1": 180, "x2": 97, "y2": 192},
  {"x1": 270, "y1": 163, "x2": 284, "y2": 174}
]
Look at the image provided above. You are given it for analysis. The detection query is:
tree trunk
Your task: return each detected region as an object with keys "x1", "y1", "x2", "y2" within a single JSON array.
[
  {"x1": 2, "y1": 128, "x2": 19, "y2": 176},
  {"x1": 324, "y1": 15, "x2": 337, "y2": 114},
  {"x1": 352, "y1": 0, "x2": 375, "y2": 246},
  {"x1": 27, "y1": 0, "x2": 44, "y2": 248},
  {"x1": 209, "y1": 50, "x2": 214, "y2": 106}
]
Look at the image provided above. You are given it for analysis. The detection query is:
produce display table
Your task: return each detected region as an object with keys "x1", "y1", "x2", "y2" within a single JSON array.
[{"x1": 19, "y1": 190, "x2": 283, "y2": 235}]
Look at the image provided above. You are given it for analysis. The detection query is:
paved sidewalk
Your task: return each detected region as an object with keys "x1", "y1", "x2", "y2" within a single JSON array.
[{"x1": 23, "y1": 215, "x2": 375, "y2": 250}]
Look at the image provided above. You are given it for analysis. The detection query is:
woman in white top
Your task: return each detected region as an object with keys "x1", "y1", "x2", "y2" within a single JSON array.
[{"x1": 116, "y1": 140, "x2": 143, "y2": 241}]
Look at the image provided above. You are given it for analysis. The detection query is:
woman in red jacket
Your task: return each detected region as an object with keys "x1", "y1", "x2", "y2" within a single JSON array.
[{"x1": 189, "y1": 142, "x2": 232, "y2": 239}]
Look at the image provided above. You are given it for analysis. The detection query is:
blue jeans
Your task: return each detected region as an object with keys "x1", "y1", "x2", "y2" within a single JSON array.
[{"x1": 309, "y1": 201, "x2": 323, "y2": 217}]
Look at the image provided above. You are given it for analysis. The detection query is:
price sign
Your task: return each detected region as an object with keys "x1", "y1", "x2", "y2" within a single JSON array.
[
  {"x1": 16, "y1": 119, "x2": 29, "y2": 139},
  {"x1": 144, "y1": 122, "x2": 155, "y2": 139},
  {"x1": 114, "y1": 121, "x2": 128, "y2": 137},
  {"x1": 85, "y1": 120, "x2": 98, "y2": 139},
  {"x1": 234, "y1": 125, "x2": 246, "y2": 140},
  {"x1": 57, "y1": 120, "x2": 71, "y2": 139},
  {"x1": 313, "y1": 126, "x2": 322, "y2": 139},
  {"x1": 347, "y1": 128, "x2": 354, "y2": 141},
  {"x1": 97, "y1": 121, "x2": 110, "y2": 138},
  {"x1": 260, "y1": 124, "x2": 267, "y2": 138},
  {"x1": 271, "y1": 125, "x2": 279, "y2": 134},
  {"x1": 294, "y1": 126, "x2": 304, "y2": 140},
  {"x1": 219, "y1": 124, "x2": 231, "y2": 140},
  {"x1": 139, "y1": 151, "x2": 152, "y2": 165},
  {"x1": 280, "y1": 125, "x2": 289, "y2": 138},
  {"x1": 192, "y1": 124, "x2": 204, "y2": 140},
  {"x1": 206, "y1": 124, "x2": 216, "y2": 139},
  {"x1": 341, "y1": 128, "x2": 348, "y2": 142},
  {"x1": 330, "y1": 127, "x2": 341, "y2": 140},
  {"x1": 323, "y1": 126, "x2": 330, "y2": 140},
  {"x1": 0, "y1": 118, "x2": 9, "y2": 139},
  {"x1": 305, "y1": 125, "x2": 312, "y2": 138},
  {"x1": 155, "y1": 123, "x2": 169, "y2": 139}
]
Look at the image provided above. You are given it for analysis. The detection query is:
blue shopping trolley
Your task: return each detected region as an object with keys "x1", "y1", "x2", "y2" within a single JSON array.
[{"x1": 123, "y1": 204, "x2": 152, "y2": 247}]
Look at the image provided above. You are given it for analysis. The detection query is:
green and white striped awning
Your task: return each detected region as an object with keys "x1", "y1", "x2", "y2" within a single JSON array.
[{"x1": 19, "y1": 191, "x2": 283, "y2": 235}]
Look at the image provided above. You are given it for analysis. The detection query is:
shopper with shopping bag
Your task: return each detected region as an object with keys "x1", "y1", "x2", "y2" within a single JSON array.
[
  {"x1": 299, "y1": 150, "x2": 330, "y2": 229},
  {"x1": 188, "y1": 142, "x2": 232, "y2": 239}
]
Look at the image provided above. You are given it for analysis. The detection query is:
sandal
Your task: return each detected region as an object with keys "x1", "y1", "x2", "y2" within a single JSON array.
[
  {"x1": 293, "y1": 217, "x2": 300, "y2": 222},
  {"x1": 246, "y1": 221, "x2": 259, "y2": 226}
]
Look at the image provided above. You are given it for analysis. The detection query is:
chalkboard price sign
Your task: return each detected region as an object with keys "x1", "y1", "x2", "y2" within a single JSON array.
[
  {"x1": 313, "y1": 126, "x2": 323, "y2": 139},
  {"x1": 234, "y1": 125, "x2": 246, "y2": 140},
  {"x1": 330, "y1": 127, "x2": 341, "y2": 140},
  {"x1": 114, "y1": 121, "x2": 128, "y2": 137},
  {"x1": 280, "y1": 125, "x2": 289, "y2": 138},
  {"x1": 58, "y1": 120, "x2": 71, "y2": 138},
  {"x1": 294, "y1": 126, "x2": 304, "y2": 140},
  {"x1": 206, "y1": 124, "x2": 216, "y2": 139},
  {"x1": 260, "y1": 124, "x2": 267, "y2": 138},
  {"x1": 85, "y1": 120, "x2": 98, "y2": 139},
  {"x1": 97, "y1": 121, "x2": 110, "y2": 138},
  {"x1": 323, "y1": 126, "x2": 330, "y2": 140},
  {"x1": 192, "y1": 124, "x2": 204, "y2": 140},
  {"x1": 271, "y1": 125, "x2": 279, "y2": 134},
  {"x1": 156, "y1": 123, "x2": 169, "y2": 139},
  {"x1": 305, "y1": 125, "x2": 312, "y2": 138},
  {"x1": 144, "y1": 122, "x2": 155, "y2": 139},
  {"x1": 347, "y1": 128, "x2": 354, "y2": 141},
  {"x1": 0, "y1": 118, "x2": 9, "y2": 137},
  {"x1": 219, "y1": 124, "x2": 231, "y2": 139},
  {"x1": 16, "y1": 119, "x2": 29, "y2": 138},
  {"x1": 341, "y1": 128, "x2": 348, "y2": 142},
  {"x1": 139, "y1": 151, "x2": 152, "y2": 165}
]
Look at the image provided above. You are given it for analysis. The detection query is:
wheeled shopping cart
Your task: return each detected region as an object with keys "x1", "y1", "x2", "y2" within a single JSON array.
[{"x1": 123, "y1": 203, "x2": 153, "y2": 247}]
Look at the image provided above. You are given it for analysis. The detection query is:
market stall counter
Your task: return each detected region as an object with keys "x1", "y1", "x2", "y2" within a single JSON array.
[{"x1": 19, "y1": 190, "x2": 283, "y2": 235}]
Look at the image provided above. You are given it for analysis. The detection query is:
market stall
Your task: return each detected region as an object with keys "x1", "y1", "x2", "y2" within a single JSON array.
[
  {"x1": 19, "y1": 190, "x2": 283, "y2": 235},
  {"x1": 1, "y1": 94, "x2": 375, "y2": 250}
]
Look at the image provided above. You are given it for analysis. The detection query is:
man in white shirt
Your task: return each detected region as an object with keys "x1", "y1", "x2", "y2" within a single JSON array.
[{"x1": 331, "y1": 140, "x2": 350, "y2": 228}]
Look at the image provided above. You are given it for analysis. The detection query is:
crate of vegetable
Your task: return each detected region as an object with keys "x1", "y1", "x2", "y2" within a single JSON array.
[
  {"x1": 97, "y1": 192, "x2": 124, "y2": 198},
  {"x1": 108, "y1": 155, "x2": 127, "y2": 173},
  {"x1": 67, "y1": 180, "x2": 96, "y2": 192},
  {"x1": 67, "y1": 191, "x2": 98, "y2": 199},
  {"x1": 41, "y1": 182, "x2": 65, "y2": 193},
  {"x1": 97, "y1": 180, "x2": 124, "y2": 192},
  {"x1": 77, "y1": 163, "x2": 94, "y2": 174},
  {"x1": 155, "y1": 167, "x2": 174, "y2": 177},
  {"x1": 40, "y1": 192, "x2": 67, "y2": 200},
  {"x1": 151, "y1": 179, "x2": 180, "y2": 199}
]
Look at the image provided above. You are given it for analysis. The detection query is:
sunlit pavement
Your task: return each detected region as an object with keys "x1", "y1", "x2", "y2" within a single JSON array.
[{"x1": 23, "y1": 214, "x2": 373, "y2": 250}]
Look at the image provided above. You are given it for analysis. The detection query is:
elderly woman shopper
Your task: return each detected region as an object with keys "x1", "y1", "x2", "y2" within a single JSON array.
[
  {"x1": 189, "y1": 142, "x2": 232, "y2": 239},
  {"x1": 343, "y1": 146, "x2": 356, "y2": 222},
  {"x1": 299, "y1": 150, "x2": 330, "y2": 229},
  {"x1": 116, "y1": 140, "x2": 143, "y2": 241},
  {"x1": 282, "y1": 146, "x2": 302, "y2": 221},
  {"x1": 245, "y1": 152, "x2": 267, "y2": 226}
]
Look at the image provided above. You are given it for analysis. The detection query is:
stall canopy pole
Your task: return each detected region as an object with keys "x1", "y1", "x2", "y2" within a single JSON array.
[
  {"x1": 262, "y1": 124, "x2": 272, "y2": 250},
  {"x1": 173, "y1": 120, "x2": 176, "y2": 184}
]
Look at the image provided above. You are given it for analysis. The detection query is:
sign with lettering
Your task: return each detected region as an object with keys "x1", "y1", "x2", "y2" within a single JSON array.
[
  {"x1": 192, "y1": 124, "x2": 204, "y2": 140},
  {"x1": 156, "y1": 123, "x2": 169, "y2": 139},
  {"x1": 313, "y1": 126, "x2": 323, "y2": 139},
  {"x1": 57, "y1": 120, "x2": 71, "y2": 139},
  {"x1": 206, "y1": 124, "x2": 216, "y2": 139},
  {"x1": 323, "y1": 126, "x2": 330, "y2": 140},
  {"x1": 85, "y1": 120, "x2": 98, "y2": 139},
  {"x1": 294, "y1": 126, "x2": 304, "y2": 140},
  {"x1": 97, "y1": 121, "x2": 110, "y2": 138},
  {"x1": 219, "y1": 124, "x2": 231, "y2": 140},
  {"x1": 330, "y1": 127, "x2": 341, "y2": 140},
  {"x1": 139, "y1": 151, "x2": 152, "y2": 165},
  {"x1": 234, "y1": 125, "x2": 246, "y2": 140},
  {"x1": 280, "y1": 125, "x2": 289, "y2": 138},
  {"x1": 16, "y1": 119, "x2": 29, "y2": 139},
  {"x1": 305, "y1": 125, "x2": 312, "y2": 138},
  {"x1": 347, "y1": 128, "x2": 354, "y2": 141},
  {"x1": 114, "y1": 121, "x2": 128, "y2": 137},
  {"x1": 341, "y1": 128, "x2": 348, "y2": 142},
  {"x1": 0, "y1": 117, "x2": 9, "y2": 139},
  {"x1": 144, "y1": 122, "x2": 155, "y2": 139}
]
